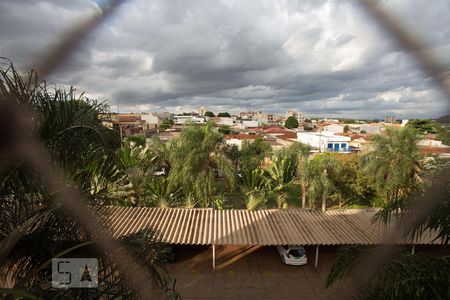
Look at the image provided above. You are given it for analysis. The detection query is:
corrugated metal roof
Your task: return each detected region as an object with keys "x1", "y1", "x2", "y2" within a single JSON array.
[
  {"x1": 94, "y1": 207, "x2": 439, "y2": 246},
  {"x1": 95, "y1": 207, "x2": 213, "y2": 245}
]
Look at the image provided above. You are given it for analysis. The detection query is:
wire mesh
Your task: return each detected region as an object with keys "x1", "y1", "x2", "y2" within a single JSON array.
[{"x1": 0, "y1": 0, "x2": 449, "y2": 299}]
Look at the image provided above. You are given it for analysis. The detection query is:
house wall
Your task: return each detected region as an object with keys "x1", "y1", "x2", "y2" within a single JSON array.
[
  {"x1": 418, "y1": 139, "x2": 443, "y2": 147},
  {"x1": 324, "y1": 124, "x2": 344, "y2": 134},
  {"x1": 360, "y1": 124, "x2": 381, "y2": 133},
  {"x1": 141, "y1": 114, "x2": 160, "y2": 125},
  {"x1": 242, "y1": 120, "x2": 259, "y2": 128},
  {"x1": 219, "y1": 117, "x2": 234, "y2": 126},
  {"x1": 174, "y1": 116, "x2": 206, "y2": 124},
  {"x1": 297, "y1": 131, "x2": 350, "y2": 152},
  {"x1": 225, "y1": 139, "x2": 243, "y2": 150}
]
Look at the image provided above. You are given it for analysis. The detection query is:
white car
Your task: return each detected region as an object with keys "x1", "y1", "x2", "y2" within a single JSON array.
[{"x1": 277, "y1": 245, "x2": 307, "y2": 265}]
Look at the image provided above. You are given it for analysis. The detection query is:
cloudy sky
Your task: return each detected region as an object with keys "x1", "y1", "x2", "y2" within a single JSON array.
[{"x1": 1, "y1": 0, "x2": 449, "y2": 119}]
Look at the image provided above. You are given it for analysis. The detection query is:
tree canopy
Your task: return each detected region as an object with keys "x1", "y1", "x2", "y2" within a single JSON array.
[
  {"x1": 0, "y1": 63, "x2": 178, "y2": 298},
  {"x1": 217, "y1": 112, "x2": 231, "y2": 117},
  {"x1": 284, "y1": 116, "x2": 299, "y2": 129},
  {"x1": 204, "y1": 111, "x2": 215, "y2": 117}
]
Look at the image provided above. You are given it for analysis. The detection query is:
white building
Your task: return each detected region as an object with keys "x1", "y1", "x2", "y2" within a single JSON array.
[
  {"x1": 242, "y1": 120, "x2": 259, "y2": 128},
  {"x1": 418, "y1": 139, "x2": 444, "y2": 147},
  {"x1": 323, "y1": 124, "x2": 345, "y2": 134},
  {"x1": 285, "y1": 110, "x2": 304, "y2": 124},
  {"x1": 360, "y1": 124, "x2": 382, "y2": 134},
  {"x1": 174, "y1": 115, "x2": 206, "y2": 124},
  {"x1": 198, "y1": 107, "x2": 206, "y2": 116},
  {"x1": 225, "y1": 138, "x2": 243, "y2": 150},
  {"x1": 297, "y1": 131, "x2": 351, "y2": 153},
  {"x1": 141, "y1": 114, "x2": 160, "y2": 125},
  {"x1": 218, "y1": 117, "x2": 234, "y2": 126}
]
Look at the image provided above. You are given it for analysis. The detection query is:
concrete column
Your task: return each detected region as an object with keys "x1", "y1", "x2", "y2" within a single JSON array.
[{"x1": 314, "y1": 245, "x2": 319, "y2": 267}]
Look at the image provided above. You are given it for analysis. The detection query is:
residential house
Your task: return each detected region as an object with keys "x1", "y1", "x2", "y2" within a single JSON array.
[
  {"x1": 239, "y1": 111, "x2": 257, "y2": 120},
  {"x1": 323, "y1": 124, "x2": 345, "y2": 134},
  {"x1": 360, "y1": 124, "x2": 382, "y2": 134},
  {"x1": 285, "y1": 110, "x2": 304, "y2": 124},
  {"x1": 297, "y1": 131, "x2": 351, "y2": 153},
  {"x1": 173, "y1": 115, "x2": 206, "y2": 124},
  {"x1": 242, "y1": 120, "x2": 259, "y2": 128},
  {"x1": 224, "y1": 133, "x2": 262, "y2": 150}
]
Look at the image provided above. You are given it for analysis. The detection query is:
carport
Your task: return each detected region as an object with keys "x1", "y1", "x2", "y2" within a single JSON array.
[{"x1": 95, "y1": 206, "x2": 439, "y2": 268}]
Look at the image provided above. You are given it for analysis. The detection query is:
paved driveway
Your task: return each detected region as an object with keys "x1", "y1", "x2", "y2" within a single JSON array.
[{"x1": 167, "y1": 245, "x2": 340, "y2": 299}]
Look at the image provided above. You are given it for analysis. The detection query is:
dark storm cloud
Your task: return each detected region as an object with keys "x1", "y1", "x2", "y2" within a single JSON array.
[{"x1": 0, "y1": 0, "x2": 449, "y2": 118}]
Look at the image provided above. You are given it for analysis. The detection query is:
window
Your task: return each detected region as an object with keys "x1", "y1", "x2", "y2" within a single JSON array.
[
  {"x1": 288, "y1": 248, "x2": 305, "y2": 258},
  {"x1": 341, "y1": 143, "x2": 347, "y2": 149},
  {"x1": 327, "y1": 143, "x2": 333, "y2": 149}
]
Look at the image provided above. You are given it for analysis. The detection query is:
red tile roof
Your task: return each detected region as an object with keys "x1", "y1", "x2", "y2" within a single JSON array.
[
  {"x1": 263, "y1": 127, "x2": 290, "y2": 134},
  {"x1": 224, "y1": 134, "x2": 262, "y2": 140},
  {"x1": 419, "y1": 146, "x2": 450, "y2": 154},
  {"x1": 278, "y1": 132, "x2": 298, "y2": 139}
]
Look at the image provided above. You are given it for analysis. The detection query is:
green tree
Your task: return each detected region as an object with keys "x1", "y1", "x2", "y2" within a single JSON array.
[
  {"x1": 334, "y1": 154, "x2": 379, "y2": 207},
  {"x1": 217, "y1": 112, "x2": 231, "y2": 117},
  {"x1": 159, "y1": 119, "x2": 174, "y2": 130},
  {"x1": 308, "y1": 154, "x2": 342, "y2": 211},
  {"x1": 362, "y1": 127, "x2": 423, "y2": 209},
  {"x1": 284, "y1": 116, "x2": 299, "y2": 129},
  {"x1": 407, "y1": 119, "x2": 438, "y2": 134},
  {"x1": 240, "y1": 138, "x2": 272, "y2": 171},
  {"x1": 294, "y1": 144, "x2": 312, "y2": 208},
  {"x1": 326, "y1": 167, "x2": 450, "y2": 299},
  {"x1": 223, "y1": 144, "x2": 240, "y2": 169},
  {"x1": 265, "y1": 156, "x2": 297, "y2": 208},
  {"x1": 167, "y1": 125, "x2": 235, "y2": 207},
  {"x1": 239, "y1": 168, "x2": 266, "y2": 195},
  {"x1": 343, "y1": 125, "x2": 350, "y2": 133},
  {"x1": 407, "y1": 119, "x2": 450, "y2": 146},
  {"x1": 142, "y1": 177, "x2": 180, "y2": 207},
  {"x1": 124, "y1": 135, "x2": 146, "y2": 147},
  {"x1": 217, "y1": 125, "x2": 231, "y2": 134},
  {"x1": 0, "y1": 63, "x2": 177, "y2": 298},
  {"x1": 204, "y1": 111, "x2": 215, "y2": 117}
]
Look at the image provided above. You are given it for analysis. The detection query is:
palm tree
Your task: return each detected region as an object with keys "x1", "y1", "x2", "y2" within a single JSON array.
[
  {"x1": 167, "y1": 125, "x2": 235, "y2": 207},
  {"x1": 142, "y1": 177, "x2": 180, "y2": 208},
  {"x1": 362, "y1": 127, "x2": 423, "y2": 214},
  {"x1": 238, "y1": 167, "x2": 266, "y2": 196},
  {"x1": 118, "y1": 145, "x2": 159, "y2": 206},
  {"x1": 326, "y1": 167, "x2": 450, "y2": 299},
  {"x1": 265, "y1": 155, "x2": 297, "y2": 209},
  {"x1": 294, "y1": 143, "x2": 312, "y2": 208},
  {"x1": 0, "y1": 62, "x2": 178, "y2": 298},
  {"x1": 308, "y1": 154, "x2": 342, "y2": 211}
]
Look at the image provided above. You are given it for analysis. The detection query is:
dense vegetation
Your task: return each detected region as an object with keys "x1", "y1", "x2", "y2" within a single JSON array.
[
  {"x1": 0, "y1": 63, "x2": 179, "y2": 298},
  {"x1": 120, "y1": 124, "x2": 431, "y2": 212},
  {"x1": 407, "y1": 118, "x2": 450, "y2": 145},
  {"x1": 326, "y1": 166, "x2": 450, "y2": 299}
]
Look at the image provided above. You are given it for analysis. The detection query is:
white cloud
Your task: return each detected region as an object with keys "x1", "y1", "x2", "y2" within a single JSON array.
[{"x1": 0, "y1": 0, "x2": 449, "y2": 118}]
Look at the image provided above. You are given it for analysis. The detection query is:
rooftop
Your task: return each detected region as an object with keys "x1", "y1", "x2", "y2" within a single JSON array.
[{"x1": 94, "y1": 207, "x2": 438, "y2": 246}]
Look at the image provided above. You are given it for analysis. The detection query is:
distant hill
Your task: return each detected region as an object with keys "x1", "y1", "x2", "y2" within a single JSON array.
[{"x1": 436, "y1": 115, "x2": 450, "y2": 124}]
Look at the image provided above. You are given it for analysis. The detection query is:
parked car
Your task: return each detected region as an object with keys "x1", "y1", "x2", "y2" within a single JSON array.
[{"x1": 277, "y1": 245, "x2": 307, "y2": 265}]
